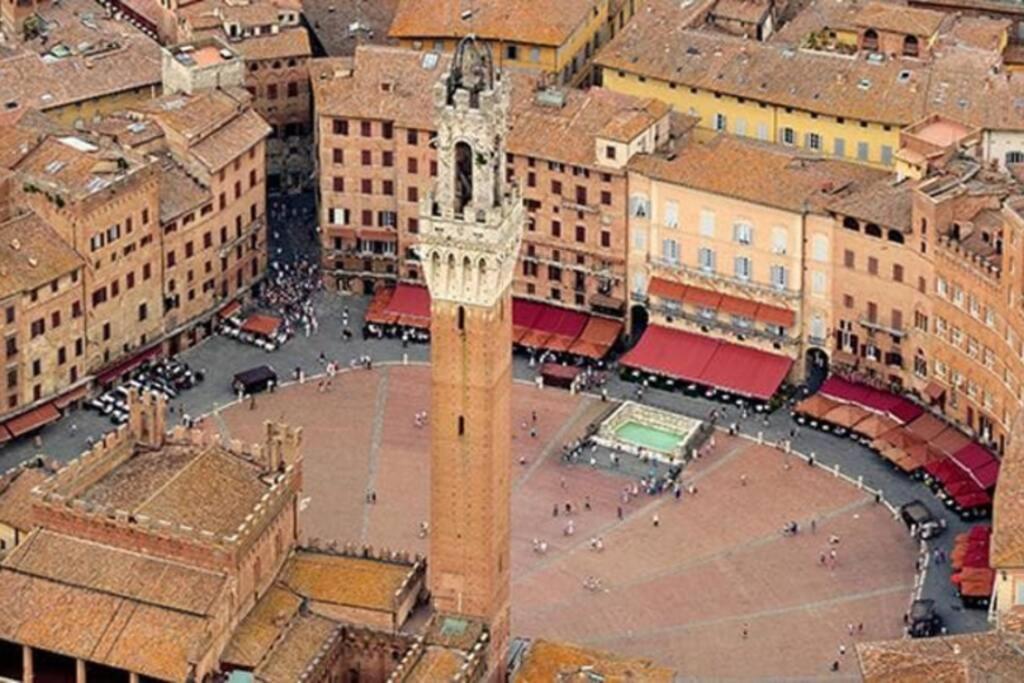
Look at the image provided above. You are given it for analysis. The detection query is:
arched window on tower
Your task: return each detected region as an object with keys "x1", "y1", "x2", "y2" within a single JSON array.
[
  {"x1": 455, "y1": 141, "x2": 473, "y2": 215},
  {"x1": 458, "y1": 305, "x2": 465, "y2": 331}
]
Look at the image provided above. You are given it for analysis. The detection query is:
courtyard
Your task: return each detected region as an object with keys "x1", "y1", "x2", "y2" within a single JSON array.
[{"x1": 210, "y1": 363, "x2": 917, "y2": 680}]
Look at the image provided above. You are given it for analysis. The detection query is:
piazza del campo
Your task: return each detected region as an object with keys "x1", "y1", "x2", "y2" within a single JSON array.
[{"x1": 1, "y1": 0, "x2": 1024, "y2": 680}]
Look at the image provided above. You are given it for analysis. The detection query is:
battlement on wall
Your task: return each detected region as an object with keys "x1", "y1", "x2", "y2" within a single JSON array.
[{"x1": 29, "y1": 392, "x2": 304, "y2": 566}]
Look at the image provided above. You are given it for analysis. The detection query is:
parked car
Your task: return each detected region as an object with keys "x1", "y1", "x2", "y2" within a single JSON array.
[
  {"x1": 907, "y1": 599, "x2": 943, "y2": 638},
  {"x1": 900, "y1": 500, "x2": 946, "y2": 539}
]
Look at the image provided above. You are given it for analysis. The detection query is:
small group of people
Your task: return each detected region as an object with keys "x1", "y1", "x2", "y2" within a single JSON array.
[{"x1": 413, "y1": 411, "x2": 429, "y2": 428}]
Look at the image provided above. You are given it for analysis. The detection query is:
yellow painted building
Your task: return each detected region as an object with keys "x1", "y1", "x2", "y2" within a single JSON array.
[
  {"x1": 594, "y1": 0, "x2": 1024, "y2": 170},
  {"x1": 389, "y1": 0, "x2": 610, "y2": 84}
]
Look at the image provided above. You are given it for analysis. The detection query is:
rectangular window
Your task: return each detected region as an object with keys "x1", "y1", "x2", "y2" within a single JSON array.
[
  {"x1": 782, "y1": 127, "x2": 795, "y2": 145},
  {"x1": 407, "y1": 129, "x2": 418, "y2": 145},
  {"x1": 857, "y1": 142, "x2": 869, "y2": 161},
  {"x1": 844, "y1": 249, "x2": 855, "y2": 268},
  {"x1": 892, "y1": 264, "x2": 904, "y2": 282},
  {"x1": 881, "y1": 145, "x2": 893, "y2": 165},
  {"x1": 30, "y1": 319, "x2": 44, "y2": 338},
  {"x1": 551, "y1": 220, "x2": 561, "y2": 238},
  {"x1": 575, "y1": 225, "x2": 586, "y2": 243},
  {"x1": 735, "y1": 118, "x2": 747, "y2": 137},
  {"x1": 333, "y1": 119, "x2": 348, "y2": 135},
  {"x1": 733, "y1": 222, "x2": 753, "y2": 245},
  {"x1": 407, "y1": 186, "x2": 419, "y2": 202},
  {"x1": 770, "y1": 265, "x2": 788, "y2": 289},
  {"x1": 756, "y1": 122, "x2": 769, "y2": 141},
  {"x1": 333, "y1": 176, "x2": 345, "y2": 192},
  {"x1": 698, "y1": 247, "x2": 715, "y2": 272},
  {"x1": 868, "y1": 256, "x2": 878, "y2": 275},
  {"x1": 805, "y1": 132, "x2": 822, "y2": 151},
  {"x1": 601, "y1": 230, "x2": 611, "y2": 248},
  {"x1": 734, "y1": 256, "x2": 752, "y2": 281},
  {"x1": 834, "y1": 138, "x2": 846, "y2": 158},
  {"x1": 714, "y1": 113, "x2": 726, "y2": 131},
  {"x1": 662, "y1": 239, "x2": 679, "y2": 264},
  {"x1": 360, "y1": 121, "x2": 372, "y2": 137},
  {"x1": 551, "y1": 179, "x2": 562, "y2": 195},
  {"x1": 382, "y1": 151, "x2": 394, "y2": 167}
]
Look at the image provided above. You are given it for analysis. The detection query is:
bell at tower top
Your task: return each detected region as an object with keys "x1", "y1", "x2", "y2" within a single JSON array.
[{"x1": 443, "y1": 35, "x2": 497, "y2": 107}]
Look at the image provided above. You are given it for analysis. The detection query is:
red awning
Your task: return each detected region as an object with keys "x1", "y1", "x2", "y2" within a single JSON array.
[
  {"x1": 217, "y1": 300, "x2": 241, "y2": 319},
  {"x1": 241, "y1": 314, "x2": 282, "y2": 337},
  {"x1": 388, "y1": 284, "x2": 431, "y2": 329},
  {"x1": 818, "y1": 376, "x2": 922, "y2": 423},
  {"x1": 820, "y1": 376, "x2": 874, "y2": 405},
  {"x1": 683, "y1": 287, "x2": 721, "y2": 310},
  {"x1": 931, "y1": 426, "x2": 973, "y2": 458},
  {"x1": 544, "y1": 308, "x2": 589, "y2": 352},
  {"x1": 718, "y1": 294, "x2": 759, "y2": 318},
  {"x1": 622, "y1": 326, "x2": 717, "y2": 384},
  {"x1": 96, "y1": 344, "x2": 163, "y2": 384},
  {"x1": 700, "y1": 343, "x2": 793, "y2": 400},
  {"x1": 54, "y1": 385, "x2": 88, "y2": 410},
  {"x1": 365, "y1": 287, "x2": 398, "y2": 325},
  {"x1": 950, "y1": 443, "x2": 1000, "y2": 490},
  {"x1": 621, "y1": 325, "x2": 791, "y2": 399},
  {"x1": 513, "y1": 299, "x2": 545, "y2": 343},
  {"x1": 4, "y1": 402, "x2": 60, "y2": 438},
  {"x1": 647, "y1": 277, "x2": 687, "y2": 302},
  {"x1": 905, "y1": 413, "x2": 947, "y2": 442},
  {"x1": 568, "y1": 317, "x2": 622, "y2": 359},
  {"x1": 0, "y1": 425, "x2": 12, "y2": 443},
  {"x1": 755, "y1": 303, "x2": 796, "y2": 328}
]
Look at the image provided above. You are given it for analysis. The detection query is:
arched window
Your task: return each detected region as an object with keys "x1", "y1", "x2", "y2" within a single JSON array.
[
  {"x1": 457, "y1": 305, "x2": 465, "y2": 331},
  {"x1": 903, "y1": 35, "x2": 919, "y2": 58},
  {"x1": 863, "y1": 28, "x2": 879, "y2": 52},
  {"x1": 865, "y1": 223, "x2": 882, "y2": 238},
  {"x1": 887, "y1": 229, "x2": 905, "y2": 244},
  {"x1": 454, "y1": 141, "x2": 473, "y2": 214},
  {"x1": 842, "y1": 216, "x2": 860, "y2": 232}
]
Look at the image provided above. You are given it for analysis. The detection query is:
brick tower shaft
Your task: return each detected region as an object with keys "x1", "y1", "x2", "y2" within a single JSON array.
[{"x1": 419, "y1": 37, "x2": 524, "y2": 677}]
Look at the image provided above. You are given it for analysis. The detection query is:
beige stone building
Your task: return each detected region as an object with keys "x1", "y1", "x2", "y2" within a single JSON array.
[{"x1": 627, "y1": 134, "x2": 883, "y2": 378}]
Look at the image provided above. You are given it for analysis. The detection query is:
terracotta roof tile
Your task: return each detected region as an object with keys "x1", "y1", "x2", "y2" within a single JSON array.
[
  {"x1": 509, "y1": 88, "x2": 668, "y2": 167},
  {"x1": 0, "y1": 0, "x2": 161, "y2": 115},
  {"x1": 512, "y1": 639, "x2": 676, "y2": 681},
  {"x1": 312, "y1": 47, "x2": 454, "y2": 131},
  {"x1": 389, "y1": 0, "x2": 604, "y2": 47},
  {"x1": 827, "y1": 176, "x2": 914, "y2": 230},
  {"x1": 0, "y1": 568, "x2": 212, "y2": 682},
  {"x1": 851, "y1": 2, "x2": 945, "y2": 36},
  {"x1": 231, "y1": 28, "x2": 312, "y2": 61},
  {"x1": 14, "y1": 134, "x2": 148, "y2": 201},
  {"x1": 404, "y1": 646, "x2": 466, "y2": 681},
  {"x1": 303, "y1": 0, "x2": 399, "y2": 56},
  {"x1": 190, "y1": 108, "x2": 272, "y2": 172},
  {"x1": 254, "y1": 613, "x2": 340, "y2": 682},
  {"x1": 711, "y1": 0, "x2": 773, "y2": 25},
  {"x1": 280, "y1": 551, "x2": 414, "y2": 611},
  {"x1": 221, "y1": 586, "x2": 302, "y2": 668},
  {"x1": 0, "y1": 466, "x2": 50, "y2": 533},
  {"x1": 628, "y1": 134, "x2": 885, "y2": 213},
  {"x1": 596, "y1": 0, "x2": 1024, "y2": 130},
  {"x1": 158, "y1": 157, "x2": 212, "y2": 222},
  {"x1": 0, "y1": 211, "x2": 84, "y2": 299},
  {"x1": 2, "y1": 529, "x2": 228, "y2": 615},
  {"x1": 856, "y1": 631, "x2": 1024, "y2": 682}
]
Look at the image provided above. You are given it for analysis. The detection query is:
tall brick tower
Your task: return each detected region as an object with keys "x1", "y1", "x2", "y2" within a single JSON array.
[{"x1": 419, "y1": 38, "x2": 524, "y2": 674}]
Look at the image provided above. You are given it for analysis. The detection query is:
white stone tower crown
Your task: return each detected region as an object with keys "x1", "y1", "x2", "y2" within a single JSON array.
[{"x1": 419, "y1": 37, "x2": 524, "y2": 308}]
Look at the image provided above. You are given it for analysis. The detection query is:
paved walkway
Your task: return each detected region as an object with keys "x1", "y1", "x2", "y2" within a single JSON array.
[
  {"x1": 0, "y1": 292, "x2": 990, "y2": 641},
  {"x1": 213, "y1": 367, "x2": 915, "y2": 679}
]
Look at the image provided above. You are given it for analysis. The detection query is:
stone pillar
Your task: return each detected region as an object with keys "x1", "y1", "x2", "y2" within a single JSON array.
[
  {"x1": 76, "y1": 658, "x2": 86, "y2": 683},
  {"x1": 129, "y1": 673, "x2": 140, "y2": 683},
  {"x1": 22, "y1": 645, "x2": 33, "y2": 683}
]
